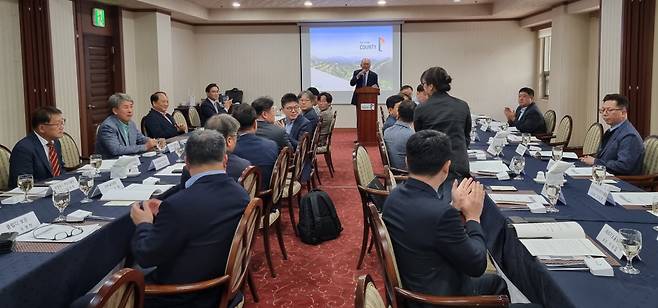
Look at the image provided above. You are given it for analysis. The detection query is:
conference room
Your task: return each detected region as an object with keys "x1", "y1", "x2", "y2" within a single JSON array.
[{"x1": 1, "y1": 0, "x2": 657, "y2": 307}]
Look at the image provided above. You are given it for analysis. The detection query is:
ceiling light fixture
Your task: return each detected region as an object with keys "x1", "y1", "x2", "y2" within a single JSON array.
[
  {"x1": 378, "y1": 0, "x2": 387, "y2": 5},
  {"x1": 453, "y1": 0, "x2": 462, "y2": 2},
  {"x1": 232, "y1": 2, "x2": 240, "y2": 7},
  {"x1": 304, "y1": 1, "x2": 313, "y2": 7}
]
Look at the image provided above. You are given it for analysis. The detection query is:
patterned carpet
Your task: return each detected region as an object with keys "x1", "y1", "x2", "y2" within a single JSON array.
[{"x1": 244, "y1": 128, "x2": 386, "y2": 307}]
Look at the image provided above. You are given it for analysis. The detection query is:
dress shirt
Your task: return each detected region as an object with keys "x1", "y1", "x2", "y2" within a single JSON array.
[
  {"x1": 158, "y1": 110, "x2": 173, "y2": 124},
  {"x1": 117, "y1": 121, "x2": 130, "y2": 145},
  {"x1": 185, "y1": 170, "x2": 226, "y2": 188},
  {"x1": 383, "y1": 121, "x2": 414, "y2": 171},
  {"x1": 517, "y1": 106, "x2": 527, "y2": 121},
  {"x1": 284, "y1": 118, "x2": 294, "y2": 135},
  {"x1": 34, "y1": 132, "x2": 51, "y2": 164}
]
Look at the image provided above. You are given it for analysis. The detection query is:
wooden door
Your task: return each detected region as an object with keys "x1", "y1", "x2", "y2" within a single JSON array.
[{"x1": 83, "y1": 34, "x2": 115, "y2": 152}]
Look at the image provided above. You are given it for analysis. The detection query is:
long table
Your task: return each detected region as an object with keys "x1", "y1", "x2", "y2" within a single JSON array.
[
  {"x1": 473, "y1": 128, "x2": 658, "y2": 308},
  {"x1": 0, "y1": 151, "x2": 182, "y2": 307}
]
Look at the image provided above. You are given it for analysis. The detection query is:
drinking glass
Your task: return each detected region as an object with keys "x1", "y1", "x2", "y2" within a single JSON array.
[
  {"x1": 155, "y1": 139, "x2": 166, "y2": 156},
  {"x1": 174, "y1": 144, "x2": 185, "y2": 163},
  {"x1": 493, "y1": 143, "x2": 504, "y2": 159},
  {"x1": 470, "y1": 129, "x2": 477, "y2": 143},
  {"x1": 510, "y1": 155, "x2": 526, "y2": 180},
  {"x1": 618, "y1": 228, "x2": 642, "y2": 275},
  {"x1": 78, "y1": 173, "x2": 94, "y2": 203},
  {"x1": 500, "y1": 122, "x2": 509, "y2": 132},
  {"x1": 485, "y1": 117, "x2": 492, "y2": 126},
  {"x1": 545, "y1": 184, "x2": 561, "y2": 213},
  {"x1": 651, "y1": 196, "x2": 658, "y2": 232},
  {"x1": 592, "y1": 165, "x2": 607, "y2": 185},
  {"x1": 521, "y1": 133, "x2": 531, "y2": 146},
  {"x1": 90, "y1": 154, "x2": 102, "y2": 178},
  {"x1": 51, "y1": 188, "x2": 70, "y2": 223},
  {"x1": 551, "y1": 145, "x2": 564, "y2": 161},
  {"x1": 17, "y1": 174, "x2": 34, "y2": 203}
]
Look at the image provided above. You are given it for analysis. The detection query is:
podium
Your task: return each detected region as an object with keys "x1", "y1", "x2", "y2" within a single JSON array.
[{"x1": 355, "y1": 87, "x2": 380, "y2": 146}]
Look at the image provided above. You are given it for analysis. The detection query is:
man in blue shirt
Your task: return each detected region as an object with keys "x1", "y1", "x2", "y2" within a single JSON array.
[
  {"x1": 580, "y1": 94, "x2": 644, "y2": 175},
  {"x1": 384, "y1": 100, "x2": 416, "y2": 171},
  {"x1": 276, "y1": 93, "x2": 312, "y2": 150}
]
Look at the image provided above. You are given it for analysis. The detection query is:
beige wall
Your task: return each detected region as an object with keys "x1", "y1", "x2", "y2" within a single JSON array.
[
  {"x1": 0, "y1": 0, "x2": 26, "y2": 149},
  {"x1": 586, "y1": 14, "x2": 600, "y2": 128},
  {"x1": 171, "y1": 21, "x2": 198, "y2": 106},
  {"x1": 599, "y1": 0, "x2": 622, "y2": 100},
  {"x1": 653, "y1": 1, "x2": 658, "y2": 135}
]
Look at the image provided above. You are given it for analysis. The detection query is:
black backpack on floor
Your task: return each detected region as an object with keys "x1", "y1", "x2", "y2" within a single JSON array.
[{"x1": 297, "y1": 189, "x2": 343, "y2": 245}]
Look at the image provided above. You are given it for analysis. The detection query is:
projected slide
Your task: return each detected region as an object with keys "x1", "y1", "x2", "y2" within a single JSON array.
[{"x1": 301, "y1": 24, "x2": 401, "y2": 104}]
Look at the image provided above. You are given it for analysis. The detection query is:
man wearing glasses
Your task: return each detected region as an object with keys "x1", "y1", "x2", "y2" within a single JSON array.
[
  {"x1": 503, "y1": 87, "x2": 546, "y2": 134},
  {"x1": 275, "y1": 93, "x2": 312, "y2": 150},
  {"x1": 9, "y1": 106, "x2": 66, "y2": 188},
  {"x1": 580, "y1": 94, "x2": 644, "y2": 175}
]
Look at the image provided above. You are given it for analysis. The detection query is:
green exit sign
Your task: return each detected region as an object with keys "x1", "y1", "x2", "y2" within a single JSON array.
[{"x1": 92, "y1": 8, "x2": 105, "y2": 28}]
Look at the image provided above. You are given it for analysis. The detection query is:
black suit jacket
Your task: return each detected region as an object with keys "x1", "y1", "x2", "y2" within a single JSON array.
[
  {"x1": 508, "y1": 102, "x2": 546, "y2": 134},
  {"x1": 199, "y1": 98, "x2": 226, "y2": 126},
  {"x1": 233, "y1": 133, "x2": 279, "y2": 189},
  {"x1": 132, "y1": 173, "x2": 249, "y2": 307},
  {"x1": 287, "y1": 116, "x2": 313, "y2": 150},
  {"x1": 413, "y1": 92, "x2": 472, "y2": 179},
  {"x1": 256, "y1": 120, "x2": 292, "y2": 151},
  {"x1": 143, "y1": 109, "x2": 181, "y2": 139},
  {"x1": 350, "y1": 69, "x2": 379, "y2": 105},
  {"x1": 382, "y1": 178, "x2": 488, "y2": 303},
  {"x1": 303, "y1": 108, "x2": 319, "y2": 133},
  {"x1": 9, "y1": 133, "x2": 64, "y2": 188}
]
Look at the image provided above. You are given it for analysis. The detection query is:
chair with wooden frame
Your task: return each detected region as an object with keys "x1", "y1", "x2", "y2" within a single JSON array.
[
  {"x1": 239, "y1": 166, "x2": 261, "y2": 201},
  {"x1": 566, "y1": 123, "x2": 603, "y2": 157},
  {"x1": 618, "y1": 135, "x2": 658, "y2": 191},
  {"x1": 145, "y1": 198, "x2": 263, "y2": 308},
  {"x1": 366, "y1": 203, "x2": 510, "y2": 308},
  {"x1": 140, "y1": 117, "x2": 149, "y2": 137},
  {"x1": 355, "y1": 274, "x2": 386, "y2": 308},
  {"x1": 316, "y1": 111, "x2": 337, "y2": 177},
  {"x1": 548, "y1": 115, "x2": 573, "y2": 147},
  {"x1": 60, "y1": 132, "x2": 84, "y2": 171},
  {"x1": 0, "y1": 144, "x2": 12, "y2": 191},
  {"x1": 376, "y1": 130, "x2": 408, "y2": 176},
  {"x1": 535, "y1": 109, "x2": 557, "y2": 142},
  {"x1": 284, "y1": 133, "x2": 311, "y2": 237},
  {"x1": 188, "y1": 107, "x2": 202, "y2": 128},
  {"x1": 379, "y1": 105, "x2": 387, "y2": 127},
  {"x1": 172, "y1": 110, "x2": 188, "y2": 132},
  {"x1": 88, "y1": 268, "x2": 145, "y2": 308},
  {"x1": 307, "y1": 118, "x2": 324, "y2": 188},
  {"x1": 257, "y1": 147, "x2": 291, "y2": 277}
]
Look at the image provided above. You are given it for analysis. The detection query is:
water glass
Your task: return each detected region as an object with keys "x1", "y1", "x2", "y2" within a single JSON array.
[
  {"x1": 79, "y1": 173, "x2": 95, "y2": 203},
  {"x1": 521, "y1": 133, "x2": 531, "y2": 146},
  {"x1": 651, "y1": 196, "x2": 658, "y2": 232},
  {"x1": 618, "y1": 228, "x2": 642, "y2": 275},
  {"x1": 510, "y1": 155, "x2": 526, "y2": 180},
  {"x1": 17, "y1": 174, "x2": 34, "y2": 203},
  {"x1": 175, "y1": 145, "x2": 185, "y2": 163},
  {"x1": 592, "y1": 165, "x2": 606, "y2": 185},
  {"x1": 493, "y1": 143, "x2": 504, "y2": 159},
  {"x1": 545, "y1": 184, "x2": 561, "y2": 213},
  {"x1": 470, "y1": 130, "x2": 477, "y2": 143},
  {"x1": 51, "y1": 188, "x2": 71, "y2": 223},
  {"x1": 155, "y1": 139, "x2": 166, "y2": 156},
  {"x1": 500, "y1": 122, "x2": 509, "y2": 132},
  {"x1": 90, "y1": 154, "x2": 102, "y2": 178},
  {"x1": 551, "y1": 145, "x2": 564, "y2": 161}
]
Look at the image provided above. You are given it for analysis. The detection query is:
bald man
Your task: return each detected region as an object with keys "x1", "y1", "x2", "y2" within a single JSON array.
[{"x1": 350, "y1": 58, "x2": 379, "y2": 105}]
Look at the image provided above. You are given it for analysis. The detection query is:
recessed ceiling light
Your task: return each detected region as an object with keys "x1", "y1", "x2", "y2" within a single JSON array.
[
  {"x1": 304, "y1": 1, "x2": 313, "y2": 6},
  {"x1": 453, "y1": 0, "x2": 462, "y2": 2},
  {"x1": 232, "y1": 2, "x2": 240, "y2": 7},
  {"x1": 378, "y1": 0, "x2": 386, "y2": 5}
]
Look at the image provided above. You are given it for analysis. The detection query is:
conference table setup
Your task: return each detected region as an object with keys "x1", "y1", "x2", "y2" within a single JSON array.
[
  {"x1": 0, "y1": 139, "x2": 187, "y2": 308},
  {"x1": 470, "y1": 118, "x2": 658, "y2": 308}
]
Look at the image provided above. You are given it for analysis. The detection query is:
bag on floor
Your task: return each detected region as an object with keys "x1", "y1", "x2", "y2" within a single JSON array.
[{"x1": 297, "y1": 189, "x2": 343, "y2": 245}]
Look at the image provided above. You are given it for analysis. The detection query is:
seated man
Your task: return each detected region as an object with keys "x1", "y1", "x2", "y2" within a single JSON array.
[
  {"x1": 415, "y1": 84, "x2": 428, "y2": 105},
  {"x1": 143, "y1": 91, "x2": 187, "y2": 139},
  {"x1": 232, "y1": 104, "x2": 279, "y2": 189},
  {"x1": 253, "y1": 97, "x2": 292, "y2": 151},
  {"x1": 382, "y1": 130, "x2": 507, "y2": 306},
  {"x1": 307, "y1": 86, "x2": 321, "y2": 113},
  {"x1": 503, "y1": 87, "x2": 546, "y2": 134},
  {"x1": 95, "y1": 93, "x2": 158, "y2": 158},
  {"x1": 318, "y1": 92, "x2": 334, "y2": 146},
  {"x1": 383, "y1": 94, "x2": 404, "y2": 132},
  {"x1": 400, "y1": 84, "x2": 414, "y2": 101},
  {"x1": 299, "y1": 90, "x2": 319, "y2": 133},
  {"x1": 276, "y1": 93, "x2": 312, "y2": 150},
  {"x1": 130, "y1": 130, "x2": 250, "y2": 308},
  {"x1": 384, "y1": 100, "x2": 415, "y2": 171},
  {"x1": 580, "y1": 94, "x2": 645, "y2": 175},
  {"x1": 9, "y1": 106, "x2": 65, "y2": 188},
  {"x1": 199, "y1": 83, "x2": 232, "y2": 126}
]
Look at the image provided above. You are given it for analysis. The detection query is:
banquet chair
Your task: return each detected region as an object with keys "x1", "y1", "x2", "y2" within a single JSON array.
[
  {"x1": 566, "y1": 123, "x2": 603, "y2": 157},
  {"x1": 617, "y1": 135, "x2": 658, "y2": 191},
  {"x1": 543, "y1": 110, "x2": 556, "y2": 135},
  {"x1": 376, "y1": 130, "x2": 408, "y2": 176},
  {"x1": 548, "y1": 115, "x2": 573, "y2": 147},
  {"x1": 88, "y1": 268, "x2": 145, "y2": 308},
  {"x1": 239, "y1": 166, "x2": 261, "y2": 200},
  {"x1": 284, "y1": 133, "x2": 310, "y2": 236},
  {"x1": 307, "y1": 117, "x2": 323, "y2": 188},
  {"x1": 60, "y1": 132, "x2": 84, "y2": 170},
  {"x1": 379, "y1": 105, "x2": 387, "y2": 127},
  {"x1": 316, "y1": 110, "x2": 337, "y2": 177},
  {"x1": 188, "y1": 107, "x2": 202, "y2": 128},
  {"x1": 0, "y1": 144, "x2": 11, "y2": 191},
  {"x1": 355, "y1": 274, "x2": 386, "y2": 308},
  {"x1": 172, "y1": 110, "x2": 188, "y2": 132},
  {"x1": 140, "y1": 117, "x2": 149, "y2": 137}
]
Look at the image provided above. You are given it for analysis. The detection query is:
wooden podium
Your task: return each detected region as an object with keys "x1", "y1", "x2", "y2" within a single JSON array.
[{"x1": 355, "y1": 87, "x2": 380, "y2": 146}]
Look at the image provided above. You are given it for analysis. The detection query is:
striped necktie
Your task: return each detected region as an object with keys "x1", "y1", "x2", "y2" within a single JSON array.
[{"x1": 47, "y1": 142, "x2": 61, "y2": 177}]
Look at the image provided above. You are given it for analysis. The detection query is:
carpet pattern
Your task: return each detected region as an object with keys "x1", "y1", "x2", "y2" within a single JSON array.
[{"x1": 245, "y1": 128, "x2": 386, "y2": 307}]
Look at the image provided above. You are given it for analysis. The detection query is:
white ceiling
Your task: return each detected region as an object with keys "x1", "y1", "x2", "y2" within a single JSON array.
[{"x1": 187, "y1": 0, "x2": 494, "y2": 9}]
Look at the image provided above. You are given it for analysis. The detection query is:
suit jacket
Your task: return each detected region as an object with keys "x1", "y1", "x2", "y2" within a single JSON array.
[
  {"x1": 350, "y1": 69, "x2": 379, "y2": 105},
  {"x1": 413, "y1": 92, "x2": 472, "y2": 179},
  {"x1": 318, "y1": 107, "x2": 334, "y2": 146},
  {"x1": 8, "y1": 133, "x2": 64, "y2": 188},
  {"x1": 382, "y1": 178, "x2": 488, "y2": 303},
  {"x1": 382, "y1": 115, "x2": 396, "y2": 132},
  {"x1": 132, "y1": 173, "x2": 249, "y2": 307},
  {"x1": 143, "y1": 109, "x2": 182, "y2": 139},
  {"x1": 303, "y1": 108, "x2": 319, "y2": 133},
  {"x1": 95, "y1": 115, "x2": 149, "y2": 159},
  {"x1": 508, "y1": 102, "x2": 546, "y2": 134},
  {"x1": 287, "y1": 116, "x2": 313, "y2": 150},
  {"x1": 596, "y1": 120, "x2": 645, "y2": 175},
  {"x1": 199, "y1": 98, "x2": 226, "y2": 127},
  {"x1": 256, "y1": 120, "x2": 292, "y2": 151},
  {"x1": 233, "y1": 133, "x2": 279, "y2": 189}
]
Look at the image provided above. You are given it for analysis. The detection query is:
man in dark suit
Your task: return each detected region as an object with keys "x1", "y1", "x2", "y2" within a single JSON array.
[
  {"x1": 253, "y1": 96, "x2": 292, "y2": 151},
  {"x1": 199, "y1": 83, "x2": 232, "y2": 126},
  {"x1": 130, "y1": 130, "x2": 250, "y2": 308},
  {"x1": 9, "y1": 106, "x2": 66, "y2": 188},
  {"x1": 503, "y1": 87, "x2": 546, "y2": 134},
  {"x1": 383, "y1": 94, "x2": 404, "y2": 132},
  {"x1": 382, "y1": 130, "x2": 507, "y2": 307},
  {"x1": 277, "y1": 93, "x2": 313, "y2": 150},
  {"x1": 299, "y1": 90, "x2": 319, "y2": 133},
  {"x1": 350, "y1": 58, "x2": 379, "y2": 105},
  {"x1": 580, "y1": 94, "x2": 645, "y2": 175},
  {"x1": 143, "y1": 91, "x2": 187, "y2": 139},
  {"x1": 232, "y1": 104, "x2": 279, "y2": 189}
]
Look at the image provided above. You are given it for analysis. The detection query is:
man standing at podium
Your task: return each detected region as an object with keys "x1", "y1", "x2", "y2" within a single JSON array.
[{"x1": 350, "y1": 58, "x2": 379, "y2": 105}]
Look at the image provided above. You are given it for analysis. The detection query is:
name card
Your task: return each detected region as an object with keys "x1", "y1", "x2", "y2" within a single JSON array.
[
  {"x1": 496, "y1": 171, "x2": 510, "y2": 180},
  {"x1": 596, "y1": 224, "x2": 624, "y2": 259},
  {"x1": 480, "y1": 124, "x2": 489, "y2": 132},
  {"x1": 149, "y1": 155, "x2": 171, "y2": 171},
  {"x1": 545, "y1": 172, "x2": 564, "y2": 186},
  {"x1": 110, "y1": 166, "x2": 129, "y2": 179},
  {"x1": 91, "y1": 178, "x2": 124, "y2": 198},
  {"x1": 527, "y1": 202, "x2": 547, "y2": 214},
  {"x1": 1, "y1": 212, "x2": 40, "y2": 235},
  {"x1": 166, "y1": 141, "x2": 180, "y2": 153},
  {"x1": 515, "y1": 144, "x2": 528, "y2": 156},
  {"x1": 584, "y1": 256, "x2": 614, "y2": 277},
  {"x1": 475, "y1": 153, "x2": 487, "y2": 160},
  {"x1": 587, "y1": 182, "x2": 615, "y2": 205},
  {"x1": 50, "y1": 177, "x2": 79, "y2": 193},
  {"x1": 142, "y1": 177, "x2": 160, "y2": 185}
]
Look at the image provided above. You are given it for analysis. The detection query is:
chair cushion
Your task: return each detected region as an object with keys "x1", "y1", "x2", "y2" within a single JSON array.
[
  {"x1": 317, "y1": 145, "x2": 328, "y2": 153},
  {"x1": 282, "y1": 180, "x2": 302, "y2": 197},
  {"x1": 259, "y1": 209, "x2": 280, "y2": 229},
  {"x1": 364, "y1": 282, "x2": 386, "y2": 308}
]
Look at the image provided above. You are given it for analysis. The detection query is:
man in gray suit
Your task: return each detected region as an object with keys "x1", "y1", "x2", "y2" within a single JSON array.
[
  {"x1": 252, "y1": 97, "x2": 292, "y2": 151},
  {"x1": 95, "y1": 93, "x2": 158, "y2": 158}
]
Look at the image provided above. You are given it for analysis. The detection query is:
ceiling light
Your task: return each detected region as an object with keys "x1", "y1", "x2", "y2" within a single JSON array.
[
  {"x1": 232, "y1": 2, "x2": 240, "y2": 7},
  {"x1": 304, "y1": 1, "x2": 313, "y2": 7},
  {"x1": 378, "y1": 0, "x2": 386, "y2": 5},
  {"x1": 453, "y1": 0, "x2": 462, "y2": 2}
]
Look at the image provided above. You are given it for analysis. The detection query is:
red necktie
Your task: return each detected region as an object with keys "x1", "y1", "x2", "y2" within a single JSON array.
[{"x1": 47, "y1": 142, "x2": 61, "y2": 177}]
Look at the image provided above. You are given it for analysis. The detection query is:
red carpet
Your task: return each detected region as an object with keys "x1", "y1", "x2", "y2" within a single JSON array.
[{"x1": 245, "y1": 128, "x2": 386, "y2": 307}]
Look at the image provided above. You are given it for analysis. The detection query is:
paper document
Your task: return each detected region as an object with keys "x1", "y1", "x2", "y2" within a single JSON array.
[
  {"x1": 2, "y1": 187, "x2": 51, "y2": 198},
  {"x1": 513, "y1": 222, "x2": 586, "y2": 239},
  {"x1": 566, "y1": 167, "x2": 614, "y2": 177},
  {"x1": 469, "y1": 161, "x2": 509, "y2": 174},
  {"x1": 547, "y1": 160, "x2": 574, "y2": 174},
  {"x1": 16, "y1": 223, "x2": 101, "y2": 243},
  {"x1": 100, "y1": 184, "x2": 175, "y2": 201},
  {"x1": 532, "y1": 151, "x2": 579, "y2": 160},
  {"x1": 77, "y1": 159, "x2": 118, "y2": 172},
  {"x1": 489, "y1": 193, "x2": 548, "y2": 205},
  {"x1": 519, "y1": 239, "x2": 606, "y2": 257},
  {"x1": 154, "y1": 163, "x2": 186, "y2": 176},
  {"x1": 611, "y1": 192, "x2": 658, "y2": 206}
]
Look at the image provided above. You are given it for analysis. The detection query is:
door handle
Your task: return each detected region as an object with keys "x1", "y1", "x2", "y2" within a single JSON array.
[{"x1": 87, "y1": 104, "x2": 96, "y2": 109}]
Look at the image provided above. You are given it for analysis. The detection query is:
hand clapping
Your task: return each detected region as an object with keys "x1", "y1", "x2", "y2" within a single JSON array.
[{"x1": 451, "y1": 178, "x2": 485, "y2": 223}]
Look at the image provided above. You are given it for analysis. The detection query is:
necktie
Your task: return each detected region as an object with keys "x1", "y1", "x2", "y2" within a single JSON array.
[
  {"x1": 599, "y1": 129, "x2": 613, "y2": 153},
  {"x1": 47, "y1": 142, "x2": 61, "y2": 177},
  {"x1": 363, "y1": 72, "x2": 368, "y2": 87}
]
